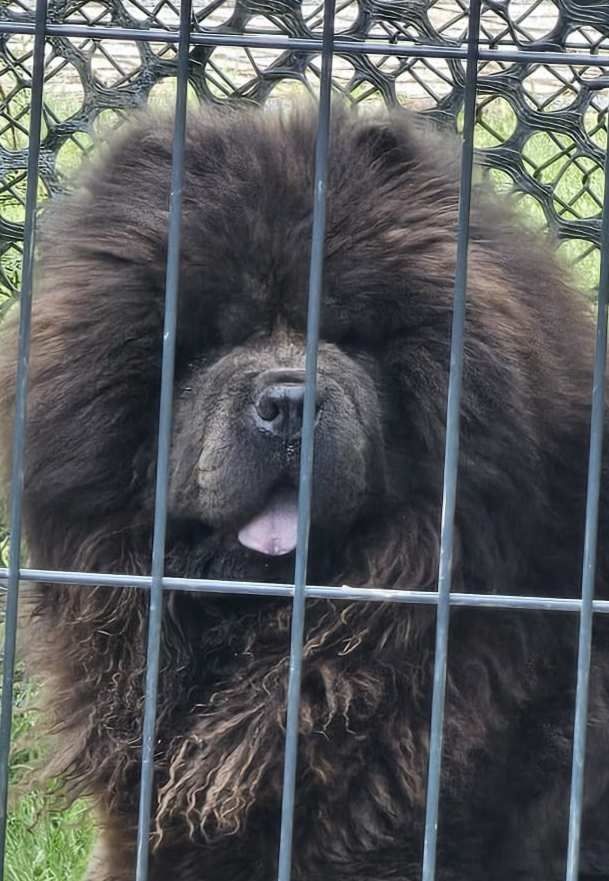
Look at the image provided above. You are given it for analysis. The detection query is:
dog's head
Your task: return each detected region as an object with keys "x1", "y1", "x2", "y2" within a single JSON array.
[{"x1": 0, "y1": 104, "x2": 590, "y2": 591}]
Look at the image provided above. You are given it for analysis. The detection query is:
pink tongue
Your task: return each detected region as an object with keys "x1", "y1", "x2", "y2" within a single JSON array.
[{"x1": 238, "y1": 489, "x2": 299, "y2": 557}]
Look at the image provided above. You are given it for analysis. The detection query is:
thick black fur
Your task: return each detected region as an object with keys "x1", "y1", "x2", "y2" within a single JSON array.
[{"x1": 2, "y1": 104, "x2": 609, "y2": 880}]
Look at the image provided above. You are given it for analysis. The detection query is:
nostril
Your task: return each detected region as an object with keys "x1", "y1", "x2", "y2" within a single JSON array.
[
  {"x1": 254, "y1": 383, "x2": 307, "y2": 437},
  {"x1": 256, "y1": 391, "x2": 281, "y2": 423}
]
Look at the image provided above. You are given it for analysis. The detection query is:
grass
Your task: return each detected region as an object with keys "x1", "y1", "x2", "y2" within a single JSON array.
[
  {"x1": 0, "y1": 88, "x2": 606, "y2": 877},
  {"x1": 3, "y1": 685, "x2": 93, "y2": 881},
  {"x1": 1, "y1": 527, "x2": 94, "y2": 878},
  {"x1": 6, "y1": 798, "x2": 92, "y2": 881}
]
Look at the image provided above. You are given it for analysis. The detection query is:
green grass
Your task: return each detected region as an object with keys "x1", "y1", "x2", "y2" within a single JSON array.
[
  {"x1": 0, "y1": 90, "x2": 605, "y2": 876},
  {"x1": 0, "y1": 586, "x2": 93, "y2": 879},
  {"x1": 4, "y1": 687, "x2": 93, "y2": 881},
  {"x1": 6, "y1": 797, "x2": 92, "y2": 881}
]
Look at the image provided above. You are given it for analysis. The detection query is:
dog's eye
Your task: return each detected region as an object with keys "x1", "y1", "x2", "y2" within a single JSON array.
[{"x1": 337, "y1": 326, "x2": 390, "y2": 352}]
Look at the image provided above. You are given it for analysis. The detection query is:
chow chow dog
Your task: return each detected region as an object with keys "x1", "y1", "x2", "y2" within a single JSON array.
[{"x1": 2, "y1": 104, "x2": 609, "y2": 880}]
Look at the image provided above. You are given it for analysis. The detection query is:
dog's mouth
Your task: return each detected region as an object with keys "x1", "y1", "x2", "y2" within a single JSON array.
[{"x1": 237, "y1": 486, "x2": 299, "y2": 557}]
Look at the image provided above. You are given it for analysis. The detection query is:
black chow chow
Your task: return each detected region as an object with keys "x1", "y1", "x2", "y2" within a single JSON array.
[{"x1": 2, "y1": 104, "x2": 609, "y2": 881}]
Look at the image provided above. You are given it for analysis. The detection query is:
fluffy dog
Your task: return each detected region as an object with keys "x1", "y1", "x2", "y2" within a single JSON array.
[{"x1": 2, "y1": 104, "x2": 609, "y2": 880}]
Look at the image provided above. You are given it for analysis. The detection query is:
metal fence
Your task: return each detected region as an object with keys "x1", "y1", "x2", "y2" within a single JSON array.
[{"x1": 0, "y1": 0, "x2": 608, "y2": 880}]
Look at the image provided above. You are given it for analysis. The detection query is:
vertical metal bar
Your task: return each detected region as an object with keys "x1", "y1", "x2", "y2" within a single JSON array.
[
  {"x1": 275, "y1": 3, "x2": 335, "y2": 880},
  {"x1": 134, "y1": 1, "x2": 192, "y2": 878},
  {"x1": 564, "y1": 121, "x2": 609, "y2": 881},
  {"x1": 420, "y1": 3, "x2": 481, "y2": 880},
  {"x1": 0, "y1": 0, "x2": 47, "y2": 874}
]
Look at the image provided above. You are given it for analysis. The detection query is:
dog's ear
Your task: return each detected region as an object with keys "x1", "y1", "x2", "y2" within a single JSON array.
[
  {"x1": 352, "y1": 113, "x2": 461, "y2": 186},
  {"x1": 353, "y1": 116, "x2": 422, "y2": 171}
]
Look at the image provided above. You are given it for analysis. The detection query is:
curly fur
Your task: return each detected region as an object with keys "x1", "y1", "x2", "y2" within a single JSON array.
[{"x1": 2, "y1": 103, "x2": 609, "y2": 880}]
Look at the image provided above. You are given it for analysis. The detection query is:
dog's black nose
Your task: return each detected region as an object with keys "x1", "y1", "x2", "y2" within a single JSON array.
[{"x1": 253, "y1": 369, "x2": 319, "y2": 439}]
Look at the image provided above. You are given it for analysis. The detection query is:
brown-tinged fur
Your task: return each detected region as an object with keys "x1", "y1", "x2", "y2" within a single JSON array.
[{"x1": 2, "y1": 104, "x2": 609, "y2": 879}]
